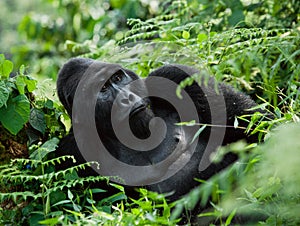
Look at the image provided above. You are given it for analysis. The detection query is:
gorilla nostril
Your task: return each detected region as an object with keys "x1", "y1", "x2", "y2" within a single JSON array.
[
  {"x1": 128, "y1": 93, "x2": 135, "y2": 102},
  {"x1": 121, "y1": 98, "x2": 130, "y2": 105},
  {"x1": 120, "y1": 93, "x2": 135, "y2": 106}
]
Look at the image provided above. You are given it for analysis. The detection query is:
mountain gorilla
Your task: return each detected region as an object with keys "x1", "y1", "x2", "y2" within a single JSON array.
[{"x1": 56, "y1": 58, "x2": 264, "y2": 201}]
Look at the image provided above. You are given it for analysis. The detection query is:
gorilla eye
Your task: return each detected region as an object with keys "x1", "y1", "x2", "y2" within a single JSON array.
[
  {"x1": 112, "y1": 71, "x2": 124, "y2": 83},
  {"x1": 101, "y1": 83, "x2": 109, "y2": 92},
  {"x1": 116, "y1": 74, "x2": 122, "y2": 81}
]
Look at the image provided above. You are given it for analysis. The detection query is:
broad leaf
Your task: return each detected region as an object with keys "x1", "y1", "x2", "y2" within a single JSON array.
[
  {"x1": 0, "y1": 58, "x2": 13, "y2": 78},
  {"x1": 29, "y1": 137, "x2": 59, "y2": 160},
  {"x1": 0, "y1": 94, "x2": 30, "y2": 135},
  {"x1": 29, "y1": 108, "x2": 46, "y2": 134},
  {"x1": 15, "y1": 76, "x2": 26, "y2": 94},
  {"x1": 0, "y1": 80, "x2": 11, "y2": 108},
  {"x1": 24, "y1": 77, "x2": 37, "y2": 92}
]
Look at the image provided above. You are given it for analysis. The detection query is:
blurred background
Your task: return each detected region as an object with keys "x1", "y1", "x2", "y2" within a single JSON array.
[
  {"x1": 1, "y1": 0, "x2": 298, "y2": 79},
  {"x1": 0, "y1": 0, "x2": 162, "y2": 79}
]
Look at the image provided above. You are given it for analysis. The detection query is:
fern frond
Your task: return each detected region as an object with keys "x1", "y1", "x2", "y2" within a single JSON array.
[
  {"x1": 48, "y1": 175, "x2": 111, "y2": 195},
  {"x1": 0, "y1": 191, "x2": 42, "y2": 202}
]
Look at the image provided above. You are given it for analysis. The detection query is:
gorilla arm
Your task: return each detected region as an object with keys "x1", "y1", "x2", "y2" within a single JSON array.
[{"x1": 148, "y1": 64, "x2": 266, "y2": 144}]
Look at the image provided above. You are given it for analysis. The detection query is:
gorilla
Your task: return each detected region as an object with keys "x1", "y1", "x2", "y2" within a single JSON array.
[{"x1": 56, "y1": 57, "x2": 265, "y2": 201}]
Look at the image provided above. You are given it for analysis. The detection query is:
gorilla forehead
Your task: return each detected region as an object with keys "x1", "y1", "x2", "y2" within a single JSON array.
[
  {"x1": 57, "y1": 58, "x2": 125, "y2": 92},
  {"x1": 57, "y1": 58, "x2": 126, "y2": 115}
]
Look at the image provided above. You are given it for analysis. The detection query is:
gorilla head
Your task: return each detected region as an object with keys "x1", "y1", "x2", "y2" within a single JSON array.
[{"x1": 57, "y1": 58, "x2": 154, "y2": 141}]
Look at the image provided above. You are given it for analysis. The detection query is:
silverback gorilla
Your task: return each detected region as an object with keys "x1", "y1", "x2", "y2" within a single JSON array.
[{"x1": 56, "y1": 58, "x2": 264, "y2": 201}]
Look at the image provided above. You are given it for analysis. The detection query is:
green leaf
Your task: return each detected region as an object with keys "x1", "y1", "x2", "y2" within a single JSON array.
[
  {"x1": 109, "y1": 183, "x2": 125, "y2": 192},
  {"x1": 4, "y1": 60, "x2": 14, "y2": 76},
  {"x1": 182, "y1": 30, "x2": 190, "y2": 40},
  {"x1": 24, "y1": 76, "x2": 37, "y2": 92},
  {"x1": 0, "y1": 80, "x2": 11, "y2": 108},
  {"x1": 29, "y1": 213, "x2": 44, "y2": 226},
  {"x1": 29, "y1": 137, "x2": 59, "y2": 160},
  {"x1": 91, "y1": 188, "x2": 107, "y2": 194},
  {"x1": 19, "y1": 65, "x2": 25, "y2": 75},
  {"x1": 274, "y1": 107, "x2": 281, "y2": 118},
  {"x1": 44, "y1": 99, "x2": 54, "y2": 109},
  {"x1": 30, "y1": 108, "x2": 46, "y2": 134},
  {"x1": 191, "y1": 124, "x2": 207, "y2": 143},
  {"x1": 101, "y1": 192, "x2": 127, "y2": 204},
  {"x1": 68, "y1": 189, "x2": 74, "y2": 200},
  {"x1": 39, "y1": 217, "x2": 60, "y2": 226},
  {"x1": 15, "y1": 76, "x2": 26, "y2": 94},
  {"x1": 52, "y1": 200, "x2": 71, "y2": 207},
  {"x1": 197, "y1": 33, "x2": 207, "y2": 43},
  {"x1": 45, "y1": 194, "x2": 50, "y2": 215},
  {"x1": 175, "y1": 86, "x2": 183, "y2": 99},
  {"x1": 0, "y1": 59, "x2": 14, "y2": 78},
  {"x1": 228, "y1": 9, "x2": 244, "y2": 26},
  {"x1": 0, "y1": 94, "x2": 30, "y2": 135},
  {"x1": 225, "y1": 208, "x2": 237, "y2": 226}
]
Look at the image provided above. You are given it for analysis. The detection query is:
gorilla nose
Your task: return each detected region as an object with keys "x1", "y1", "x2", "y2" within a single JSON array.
[
  {"x1": 118, "y1": 90, "x2": 142, "y2": 108},
  {"x1": 120, "y1": 92, "x2": 136, "y2": 105}
]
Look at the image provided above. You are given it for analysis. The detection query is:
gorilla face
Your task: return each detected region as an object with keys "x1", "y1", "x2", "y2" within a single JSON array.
[{"x1": 94, "y1": 68, "x2": 154, "y2": 140}]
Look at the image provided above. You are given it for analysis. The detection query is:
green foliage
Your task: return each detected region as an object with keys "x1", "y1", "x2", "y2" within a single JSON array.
[
  {"x1": 171, "y1": 124, "x2": 300, "y2": 225},
  {"x1": 0, "y1": 55, "x2": 65, "y2": 139},
  {"x1": 0, "y1": 151, "x2": 176, "y2": 225},
  {"x1": 0, "y1": 137, "x2": 125, "y2": 225},
  {"x1": 0, "y1": 55, "x2": 30, "y2": 135},
  {"x1": 220, "y1": 123, "x2": 300, "y2": 225},
  {"x1": 123, "y1": 0, "x2": 299, "y2": 43},
  {"x1": 30, "y1": 108, "x2": 47, "y2": 134},
  {"x1": 117, "y1": 1, "x2": 300, "y2": 112},
  {"x1": 2, "y1": 0, "x2": 161, "y2": 79}
]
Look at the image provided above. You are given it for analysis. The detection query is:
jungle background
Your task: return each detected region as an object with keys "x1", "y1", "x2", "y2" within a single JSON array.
[{"x1": 0, "y1": 0, "x2": 299, "y2": 225}]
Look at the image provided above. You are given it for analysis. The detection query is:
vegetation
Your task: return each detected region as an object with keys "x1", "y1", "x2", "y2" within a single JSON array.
[{"x1": 0, "y1": 0, "x2": 299, "y2": 225}]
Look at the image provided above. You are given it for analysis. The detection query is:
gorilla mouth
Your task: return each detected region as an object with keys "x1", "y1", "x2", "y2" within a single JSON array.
[{"x1": 129, "y1": 104, "x2": 147, "y2": 117}]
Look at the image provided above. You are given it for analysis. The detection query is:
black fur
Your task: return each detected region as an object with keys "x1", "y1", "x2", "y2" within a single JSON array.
[{"x1": 56, "y1": 58, "x2": 264, "y2": 201}]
